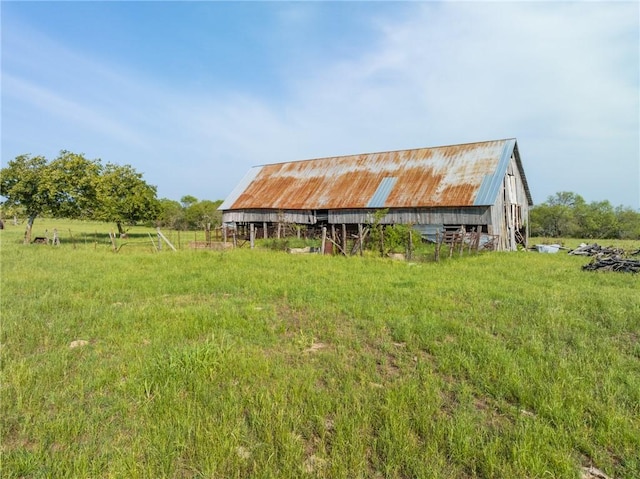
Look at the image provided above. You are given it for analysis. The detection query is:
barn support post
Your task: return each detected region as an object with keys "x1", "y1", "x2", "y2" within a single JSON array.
[
  {"x1": 321, "y1": 226, "x2": 327, "y2": 255},
  {"x1": 331, "y1": 225, "x2": 336, "y2": 255},
  {"x1": 435, "y1": 230, "x2": 441, "y2": 262},
  {"x1": 342, "y1": 224, "x2": 347, "y2": 256},
  {"x1": 250, "y1": 223, "x2": 255, "y2": 249},
  {"x1": 223, "y1": 226, "x2": 227, "y2": 243},
  {"x1": 263, "y1": 222, "x2": 268, "y2": 239}
]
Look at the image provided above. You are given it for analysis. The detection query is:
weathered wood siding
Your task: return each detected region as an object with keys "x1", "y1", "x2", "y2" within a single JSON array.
[
  {"x1": 222, "y1": 209, "x2": 316, "y2": 224},
  {"x1": 328, "y1": 207, "x2": 492, "y2": 225}
]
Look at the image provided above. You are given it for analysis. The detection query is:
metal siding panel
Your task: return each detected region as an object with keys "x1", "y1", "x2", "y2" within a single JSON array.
[
  {"x1": 473, "y1": 139, "x2": 515, "y2": 206},
  {"x1": 367, "y1": 177, "x2": 397, "y2": 208}
]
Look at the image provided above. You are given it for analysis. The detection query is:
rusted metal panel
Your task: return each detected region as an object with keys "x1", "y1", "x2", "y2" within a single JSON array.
[{"x1": 224, "y1": 139, "x2": 520, "y2": 210}]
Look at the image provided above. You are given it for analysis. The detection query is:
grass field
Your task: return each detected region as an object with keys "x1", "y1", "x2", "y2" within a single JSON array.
[{"x1": 1, "y1": 219, "x2": 639, "y2": 478}]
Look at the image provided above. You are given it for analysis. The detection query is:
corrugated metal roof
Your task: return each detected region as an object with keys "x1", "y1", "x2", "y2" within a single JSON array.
[
  {"x1": 221, "y1": 139, "x2": 531, "y2": 210},
  {"x1": 367, "y1": 177, "x2": 397, "y2": 208}
]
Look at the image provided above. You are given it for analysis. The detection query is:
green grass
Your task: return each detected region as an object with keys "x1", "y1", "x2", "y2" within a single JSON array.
[{"x1": 1, "y1": 219, "x2": 639, "y2": 478}]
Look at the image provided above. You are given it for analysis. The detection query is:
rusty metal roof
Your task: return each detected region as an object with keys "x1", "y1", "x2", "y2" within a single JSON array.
[{"x1": 220, "y1": 138, "x2": 532, "y2": 210}]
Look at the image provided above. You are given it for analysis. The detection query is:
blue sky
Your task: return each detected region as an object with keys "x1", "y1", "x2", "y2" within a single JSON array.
[{"x1": 2, "y1": 1, "x2": 639, "y2": 209}]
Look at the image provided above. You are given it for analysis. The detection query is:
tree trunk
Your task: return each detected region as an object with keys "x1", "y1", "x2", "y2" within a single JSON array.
[
  {"x1": 116, "y1": 221, "x2": 124, "y2": 235},
  {"x1": 24, "y1": 215, "x2": 36, "y2": 244}
]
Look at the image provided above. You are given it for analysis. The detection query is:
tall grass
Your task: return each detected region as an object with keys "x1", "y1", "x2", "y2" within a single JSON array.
[{"x1": 1, "y1": 219, "x2": 639, "y2": 478}]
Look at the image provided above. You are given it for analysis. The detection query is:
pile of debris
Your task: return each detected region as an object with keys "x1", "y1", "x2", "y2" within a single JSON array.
[
  {"x1": 570, "y1": 243, "x2": 640, "y2": 274},
  {"x1": 582, "y1": 257, "x2": 640, "y2": 273},
  {"x1": 568, "y1": 243, "x2": 625, "y2": 257}
]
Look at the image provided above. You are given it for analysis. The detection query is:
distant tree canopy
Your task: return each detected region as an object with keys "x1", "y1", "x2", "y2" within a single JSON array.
[
  {"x1": 530, "y1": 192, "x2": 640, "y2": 239},
  {"x1": 156, "y1": 196, "x2": 223, "y2": 231},
  {"x1": 0, "y1": 151, "x2": 159, "y2": 241}
]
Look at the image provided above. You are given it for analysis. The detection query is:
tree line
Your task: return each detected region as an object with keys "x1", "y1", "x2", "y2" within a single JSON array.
[
  {"x1": 0, "y1": 151, "x2": 222, "y2": 242},
  {"x1": 2, "y1": 152, "x2": 638, "y2": 242},
  {"x1": 529, "y1": 192, "x2": 640, "y2": 239}
]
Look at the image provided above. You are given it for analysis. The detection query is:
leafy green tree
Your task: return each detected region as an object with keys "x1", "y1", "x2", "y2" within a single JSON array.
[
  {"x1": 0, "y1": 152, "x2": 100, "y2": 242},
  {"x1": 614, "y1": 206, "x2": 640, "y2": 239},
  {"x1": 183, "y1": 199, "x2": 223, "y2": 230},
  {"x1": 575, "y1": 200, "x2": 618, "y2": 239},
  {"x1": 46, "y1": 151, "x2": 101, "y2": 219},
  {"x1": 156, "y1": 198, "x2": 184, "y2": 229},
  {"x1": 94, "y1": 163, "x2": 159, "y2": 235},
  {"x1": 180, "y1": 195, "x2": 198, "y2": 209},
  {"x1": 530, "y1": 191, "x2": 584, "y2": 237},
  {"x1": 530, "y1": 191, "x2": 639, "y2": 239},
  {"x1": 0, "y1": 154, "x2": 50, "y2": 238}
]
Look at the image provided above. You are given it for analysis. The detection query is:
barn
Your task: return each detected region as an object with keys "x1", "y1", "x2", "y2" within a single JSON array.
[{"x1": 219, "y1": 138, "x2": 533, "y2": 252}]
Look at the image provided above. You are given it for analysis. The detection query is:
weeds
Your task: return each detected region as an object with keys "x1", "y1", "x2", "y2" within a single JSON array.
[{"x1": 1, "y1": 220, "x2": 639, "y2": 478}]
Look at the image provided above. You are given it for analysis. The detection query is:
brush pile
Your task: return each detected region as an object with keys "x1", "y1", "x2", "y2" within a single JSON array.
[
  {"x1": 568, "y1": 243, "x2": 625, "y2": 257},
  {"x1": 571, "y1": 243, "x2": 640, "y2": 273}
]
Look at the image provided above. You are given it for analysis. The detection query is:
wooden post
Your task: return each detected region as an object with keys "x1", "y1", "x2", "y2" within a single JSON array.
[
  {"x1": 331, "y1": 225, "x2": 336, "y2": 255},
  {"x1": 157, "y1": 228, "x2": 177, "y2": 251},
  {"x1": 149, "y1": 232, "x2": 158, "y2": 252},
  {"x1": 407, "y1": 228, "x2": 413, "y2": 260},
  {"x1": 250, "y1": 223, "x2": 255, "y2": 249},
  {"x1": 321, "y1": 226, "x2": 327, "y2": 255},
  {"x1": 109, "y1": 232, "x2": 117, "y2": 252},
  {"x1": 277, "y1": 223, "x2": 281, "y2": 239},
  {"x1": 358, "y1": 224, "x2": 363, "y2": 256},
  {"x1": 24, "y1": 224, "x2": 32, "y2": 244},
  {"x1": 435, "y1": 230, "x2": 440, "y2": 262},
  {"x1": 379, "y1": 225, "x2": 384, "y2": 257},
  {"x1": 263, "y1": 222, "x2": 268, "y2": 239},
  {"x1": 342, "y1": 224, "x2": 347, "y2": 256}
]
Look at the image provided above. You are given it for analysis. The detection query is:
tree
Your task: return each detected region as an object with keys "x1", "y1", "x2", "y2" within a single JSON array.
[
  {"x1": 180, "y1": 195, "x2": 198, "y2": 209},
  {"x1": 0, "y1": 152, "x2": 100, "y2": 243},
  {"x1": 0, "y1": 154, "x2": 50, "y2": 240},
  {"x1": 530, "y1": 192, "x2": 584, "y2": 237},
  {"x1": 530, "y1": 191, "x2": 639, "y2": 239},
  {"x1": 156, "y1": 198, "x2": 184, "y2": 229},
  {"x1": 614, "y1": 206, "x2": 640, "y2": 239},
  {"x1": 575, "y1": 200, "x2": 617, "y2": 239},
  {"x1": 94, "y1": 163, "x2": 160, "y2": 235},
  {"x1": 183, "y1": 199, "x2": 223, "y2": 230},
  {"x1": 46, "y1": 151, "x2": 101, "y2": 219}
]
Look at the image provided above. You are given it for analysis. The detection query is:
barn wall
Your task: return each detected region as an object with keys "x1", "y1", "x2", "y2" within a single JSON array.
[
  {"x1": 222, "y1": 210, "x2": 316, "y2": 224},
  {"x1": 328, "y1": 207, "x2": 492, "y2": 225},
  {"x1": 489, "y1": 155, "x2": 530, "y2": 251},
  {"x1": 223, "y1": 207, "x2": 493, "y2": 228}
]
